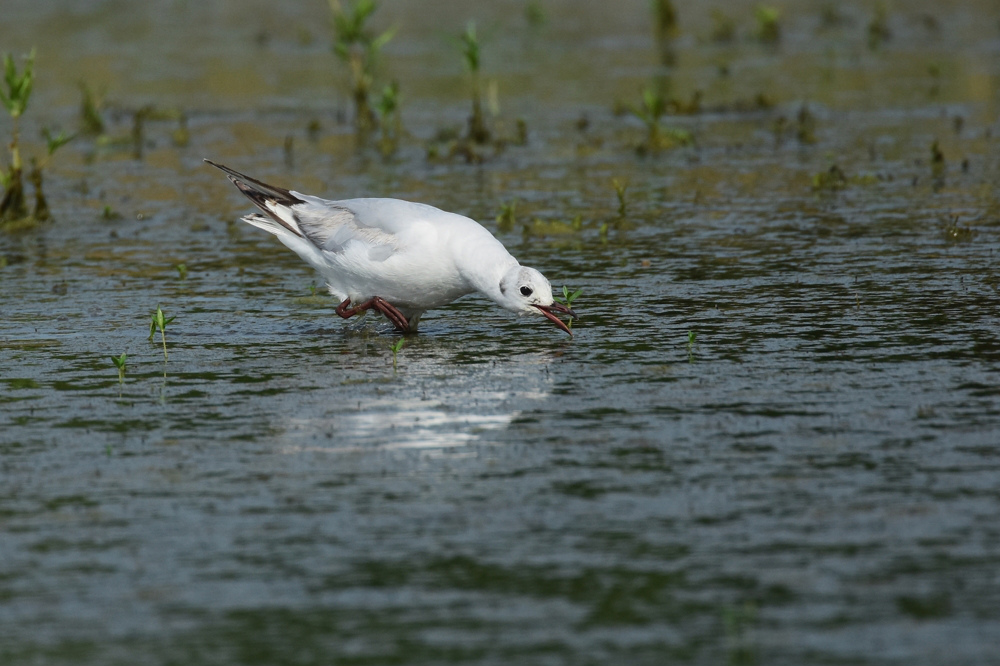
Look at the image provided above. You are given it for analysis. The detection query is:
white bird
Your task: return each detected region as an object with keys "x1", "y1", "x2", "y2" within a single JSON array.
[{"x1": 206, "y1": 161, "x2": 578, "y2": 334}]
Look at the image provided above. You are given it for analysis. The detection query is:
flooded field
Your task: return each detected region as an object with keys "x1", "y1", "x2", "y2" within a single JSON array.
[{"x1": 2, "y1": 0, "x2": 1000, "y2": 663}]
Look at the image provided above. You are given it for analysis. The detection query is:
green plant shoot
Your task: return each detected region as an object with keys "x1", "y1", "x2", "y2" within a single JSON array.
[
  {"x1": 2, "y1": 50, "x2": 74, "y2": 229},
  {"x1": 329, "y1": 0, "x2": 396, "y2": 132},
  {"x1": 459, "y1": 22, "x2": 490, "y2": 144},
  {"x1": 627, "y1": 85, "x2": 692, "y2": 153},
  {"x1": 755, "y1": 6, "x2": 781, "y2": 43},
  {"x1": 558, "y1": 286, "x2": 582, "y2": 330},
  {"x1": 1, "y1": 50, "x2": 34, "y2": 225},
  {"x1": 0, "y1": 50, "x2": 34, "y2": 121},
  {"x1": 375, "y1": 80, "x2": 401, "y2": 156},
  {"x1": 42, "y1": 128, "x2": 74, "y2": 156},
  {"x1": 612, "y1": 179, "x2": 628, "y2": 216},
  {"x1": 111, "y1": 352, "x2": 127, "y2": 386},
  {"x1": 496, "y1": 200, "x2": 517, "y2": 232},
  {"x1": 390, "y1": 337, "x2": 406, "y2": 369},
  {"x1": 149, "y1": 305, "x2": 175, "y2": 360}
]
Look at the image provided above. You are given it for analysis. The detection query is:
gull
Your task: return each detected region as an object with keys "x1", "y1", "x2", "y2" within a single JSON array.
[{"x1": 206, "y1": 160, "x2": 578, "y2": 334}]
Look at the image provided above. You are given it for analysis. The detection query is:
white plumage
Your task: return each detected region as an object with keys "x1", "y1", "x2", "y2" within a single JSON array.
[{"x1": 207, "y1": 161, "x2": 577, "y2": 334}]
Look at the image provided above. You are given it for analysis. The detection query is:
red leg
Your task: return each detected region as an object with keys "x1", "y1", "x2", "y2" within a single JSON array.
[
  {"x1": 370, "y1": 297, "x2": 410, "y2": 332},
  {"x1": 336, "y1": 297, "x2": 361, "y2": 319},
  {"x1": 335, "y1": 296, "x2": 409, "y2": 332}
]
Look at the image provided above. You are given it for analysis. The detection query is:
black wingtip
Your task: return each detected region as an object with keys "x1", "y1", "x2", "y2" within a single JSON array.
[
  {"x1": 205, "y1": 159, "x2": 304, "y2": 236},
  {"x1": 204, "y1": 159, "x2": 304, "y2": 206}
]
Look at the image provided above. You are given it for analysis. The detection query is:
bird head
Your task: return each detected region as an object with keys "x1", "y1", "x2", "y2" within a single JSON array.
[{"x1": 497, "y1": 266, "x2": 578, "y2": 335}]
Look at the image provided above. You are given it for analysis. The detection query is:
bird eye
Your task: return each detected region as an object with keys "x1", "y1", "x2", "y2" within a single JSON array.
[{"x1": 519, "y1": 286, "x2": 533, "y2": 297}]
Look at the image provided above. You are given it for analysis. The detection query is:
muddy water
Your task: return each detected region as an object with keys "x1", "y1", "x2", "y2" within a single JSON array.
[{"x1": 2, "y1": 1, "x2": 1000, "y2": 664}]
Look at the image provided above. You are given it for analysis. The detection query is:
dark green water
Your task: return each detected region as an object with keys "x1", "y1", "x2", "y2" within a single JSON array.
[{"x1": 2, "y1": 1, "x2": 1000, "y2": 664}]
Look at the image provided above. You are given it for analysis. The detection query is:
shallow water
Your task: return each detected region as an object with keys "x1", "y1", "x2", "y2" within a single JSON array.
[{"x1": 2, "y1": 1, "x2": 1000, "y2": 664}]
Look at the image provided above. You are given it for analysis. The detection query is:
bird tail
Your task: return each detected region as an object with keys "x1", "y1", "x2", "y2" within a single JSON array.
[{"x1": 205, "y1": 159, "x2": 305, "y2": 237}]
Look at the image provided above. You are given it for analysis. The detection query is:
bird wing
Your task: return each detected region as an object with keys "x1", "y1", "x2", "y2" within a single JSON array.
[
  {"x1": 207, "y1": 160, "x2": 423, "y2": 262},
  {"x1": 207, "y1": 160, "x2": 486, "y2": 307},
  {"x1": 289, "y1": 195, "x2": 401, "y2": 260}
]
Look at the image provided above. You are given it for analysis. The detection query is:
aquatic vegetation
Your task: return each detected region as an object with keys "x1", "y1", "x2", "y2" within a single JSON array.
[
  {"x1": 930, "y1": 140, "x2": 945, "y2": 178},
  {"x1": 427, "y1": 23, "x2": 526, "y2": 163},
  {"x1": 131, "y1": 105, "x2": 150, "y2": 159},
  {"x1": 612, "y1": 179, "x2": 628, "y2": 217},
  {"x1": 459, "y1": 21, "x2": 490, "y2": 145},
  {"x1": 557, "y1": 286, "x2": 582, "y2": 330},
  {"x1": 496, "y1": 200, "x2": 517, "y2": 232},
  {"x1": 88, "y1": 104, "x2": 183, "y2": 159},
  {"x1": 652, "y1": 0, "x2": 678, "y2": 40},
  {"x1": 1, "y1": 50, "x2": 74, "y2": 231},
  {"x1": 812, "y1": 164, "x2": 848, "y2": 191},
  {"x1": 754, "y1": 6, "x2": 781, "y2": 44},
  {"x1": 175, "y1": 263, "x2": 188, "y2": 280},
  {"x1": 1, "y1": 51, "x2": 36, "y2": 225},
  {"x1": 329, "y1": 0, "x2": 396, "y2": 132},
  {"x1": 651, "y1": 0, "x2": 678, "y2": 63},
  {"x1": 78, "y1": 83, "x2": 105, "y2": 135},
  {"x1": 867, "y1": 4, "x2": 891, "y2": 50},
  {"x1": 375, "y1": 80, "x2": 401, "y2": 156},
  {"x1": 389, "y1": 337, "x2": 406, "y2": 370},
  {"x1": 111, "y1": 353, "x2": 127, "y2": 392},
  {"x1": 796, "y1": 105, "x2": 817, "y2": 144},
  {"x1": 514, "y1": 117, "x2": 528, "y2": 146},
  {"x1": 524, "y1": 1, "x2": 545, "y2": 27},
  {"x1": 148, "y1": 305, "x2": 175, "y2": 361},
  {"x1": 687, "y1": 330, "x2": 696, "y2": 362},
  {"x1": 626, "y1": 86, "x2": 693, "y2": 154}
]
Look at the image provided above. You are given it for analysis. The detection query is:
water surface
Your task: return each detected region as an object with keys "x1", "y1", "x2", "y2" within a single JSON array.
[{"x1": 2, "y1": 1, "x2": 1000, "y2": 663}]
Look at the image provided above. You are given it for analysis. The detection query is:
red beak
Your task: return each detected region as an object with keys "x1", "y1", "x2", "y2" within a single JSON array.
[{"x1": 534, "y1": 302, "x2": 578, "y2": 336}]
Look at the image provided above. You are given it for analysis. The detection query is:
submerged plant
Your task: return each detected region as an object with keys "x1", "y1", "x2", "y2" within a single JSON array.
[
  {"x1": 754, "y1": 6, "x2": 781, "y2": 44},
  {"x1": 930, "y1": 139, "x2": 945, "y2": 178},
  {"x1": 812, "y1": 164, "x2": 848, "y2": 191},
  {"x1": 78, "y1": 82, "x2": 105, "y2": 135},
  {"x1": 496, "y1": 200, "x2": 517, "y2": 232},
  {"x1": 652, "y1": 0, "x2": 679, "y2": 41},
  {"x1": 796, "y1": 105, "x2": 817, "y2": 144},
  {"x1": 651, "y1": 0, "x2": 678, "y2": 64},
  {"x1": 375, "y1": 80, "x2": 401, "y2": 156},
  {"x1": 867, "y1": 4, "x2": 891, "y2": 50},
  {"x1": 559, "y1": 286, "x2": 582, "y2": 309},
  {"x1": 329, "y1": 0, "x2": 396, "y2": 132},
  {"x1": 0, "y1": 50, "x2": 34, "y2": 226},
  {"x1": 459, "y1": 21, "x2": 490, "y2": 144},
  {"x1": 557, "y1": 286, "x2": 582, "y2": 330},
  {"x1": 524, "y1": 1, "x2": 546, "y2": 27},
  {"x1": 627, "y1": 86, "x2": 692, "y2": 153},
  {"x1": 175, "y1": 263, "x2": 188, "y2": 279},
  {"x1": 612, "y1": 179, "x2": 628, "y2": 217},
  {"x1": 111, "y1": 352, "x2": 127, "y2": 392},
  {"x1": 389, "y1": 337, "x2": 406, "y2": 370},
  {"x1": 1, "y1": 50, "x2": 74, "y2": 230},
  {"x1": 148, "y1": 305, "x2": 175, "y2": 361},
  {"x1": 687, "y1": 330, "x2": 696, "y2": 361}
]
